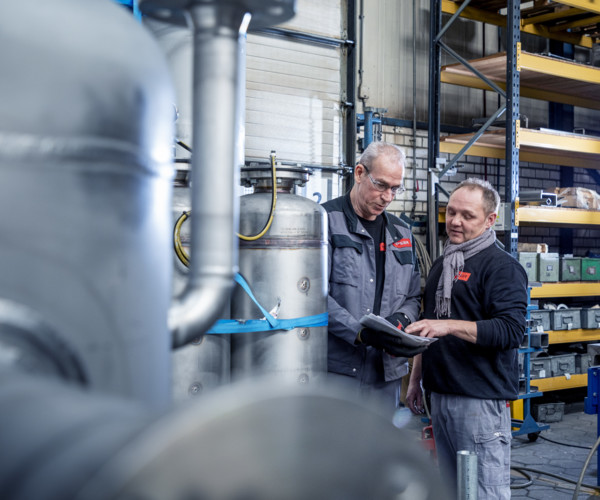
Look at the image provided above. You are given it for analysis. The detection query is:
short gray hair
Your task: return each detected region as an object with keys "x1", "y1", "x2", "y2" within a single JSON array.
[
  {"x1": 453, "y1": 177, "x2": 500, "y2": 215},
  {"x1": 358, "y1": 141, "x2": 405, "y2": 171}
]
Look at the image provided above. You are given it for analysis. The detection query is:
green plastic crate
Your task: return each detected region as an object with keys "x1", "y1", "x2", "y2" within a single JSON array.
[
  {"x1": 560, "y1": 257, "x2": 581, "y2": 281},
  {"x1": 582, "y1": 258, "x2": 600, "y2": 281}
]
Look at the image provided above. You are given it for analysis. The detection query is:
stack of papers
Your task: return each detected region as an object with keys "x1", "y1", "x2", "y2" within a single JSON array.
[{"x1": 359, "y1": 314, "x2": 438, "y2": 347}]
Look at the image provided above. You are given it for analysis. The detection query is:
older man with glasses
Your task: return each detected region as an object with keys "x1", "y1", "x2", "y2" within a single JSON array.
[{"x1": 322, "y1": 141, "x2": 424, "y2": 409}]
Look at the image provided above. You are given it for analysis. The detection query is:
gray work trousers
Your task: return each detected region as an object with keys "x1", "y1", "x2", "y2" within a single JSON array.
[
  {"x1": 326, "y1": 372, "x2": 402, "y2": 411},
  {"x1": 430, "y1": 392, "x2": 512, "y2": 500}
]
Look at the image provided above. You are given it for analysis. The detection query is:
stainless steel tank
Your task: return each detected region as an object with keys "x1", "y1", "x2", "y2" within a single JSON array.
[
  {"x1": 231, "y1": 166, "x2": 328, "y2": 384},
  {"x1": 0, "y1": 0, "x2": 175, "y2": 407}
]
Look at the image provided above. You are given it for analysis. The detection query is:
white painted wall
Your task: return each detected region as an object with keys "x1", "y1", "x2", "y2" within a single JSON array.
[{"x1": 245, "y1": 0, "x2": 344, "y2": 166}]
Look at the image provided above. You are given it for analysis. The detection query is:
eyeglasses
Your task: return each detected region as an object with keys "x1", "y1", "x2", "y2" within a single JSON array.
[{"x1": 362, "y1": 165, "x2": 406, "y2": 196}]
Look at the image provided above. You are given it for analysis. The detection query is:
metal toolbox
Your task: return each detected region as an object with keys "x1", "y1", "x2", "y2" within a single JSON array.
[
  {"x1": 551, "y1": 308, "x2": 581, "y2": 331},
  {"x1": 582, "y1": 258, "x2": 600, "y2": 281},
  {"x1": 582, "y1": 308, "x2": 600, "y2": 329},
  {"x1": 577, "y1": 353, "x2": 593, "y2": 374},
  {"x1": 560, "y1": 257, "x2": 581, "y2": 281},
  {"x1": 530, "y1": 357, "x2": 552, "y2": 379},
  {"x1": 550, "y1": 353, "x2": 576, "y2": 377},
  {"x1": 538, "y1": 253, "x2": 559, "y2": 282},
  {"x1": 518, "y1": 252, "x2": 538, "y2": 282},
  {"x1": 530, "y1": 309, "x2": 552, "y2": 331},
  {"x1": 533, "y1": 402, "x2": 565, "y2": 423}
]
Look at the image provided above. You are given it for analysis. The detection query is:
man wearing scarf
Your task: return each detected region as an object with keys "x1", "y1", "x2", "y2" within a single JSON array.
[{"x1": 405, "y1": 178, "x2": 527, "y2": 499}]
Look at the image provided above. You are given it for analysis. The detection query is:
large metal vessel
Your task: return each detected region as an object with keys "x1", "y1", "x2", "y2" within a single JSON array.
[
  {"x1": 0, "y1": 0, "x2": 175, "y2": 407},
  {"x1": 231, "y1": 166, "x2": 328, "y2": 384}
]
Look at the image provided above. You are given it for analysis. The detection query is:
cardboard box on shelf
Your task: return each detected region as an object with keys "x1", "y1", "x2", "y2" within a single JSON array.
[
  {"x1": 517, "y1": 243, "x2": 548, "y2": 253},
  {"x1": 555, "y1": 187, "x2": 600, "y2": 210}
]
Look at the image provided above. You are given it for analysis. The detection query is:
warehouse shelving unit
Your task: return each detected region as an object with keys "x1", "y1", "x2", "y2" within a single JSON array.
[
  {"x1": 527, "y1": 211, "x2": 600, "y2": 392},
  {"x1": 440, "y1": 0, "x2": 599, "y2": 49},
  {"x1": 428, "y1": 0, "x2": 600, "y2": 428},
  {"x1": 531, "y1": 282, "x2": 600, "y2": 298},
  {"x1": 518, "y1": 206, "x2": 600, "y2": 227}
]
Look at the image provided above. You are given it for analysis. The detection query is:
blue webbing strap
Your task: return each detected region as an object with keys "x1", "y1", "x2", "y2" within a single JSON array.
[{"x1": 206, "y1": 273, "x2": 328, "y2": 334}]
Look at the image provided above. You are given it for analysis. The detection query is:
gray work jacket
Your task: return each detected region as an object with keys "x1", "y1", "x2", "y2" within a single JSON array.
[{"x1": 323, "y1": 193, "x2": 421, "y2": 383}]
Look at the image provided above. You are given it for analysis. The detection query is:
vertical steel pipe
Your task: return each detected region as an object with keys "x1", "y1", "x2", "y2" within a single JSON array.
[
  {"x1": 167, "y1": 3, "x2": 246, "y2": 348},
  {"x1": 457, "y1": 450, "x2": 478, "y2": 500},
  {"x1": 139, "y1": 0, "x2": 296, "y2": 349}
]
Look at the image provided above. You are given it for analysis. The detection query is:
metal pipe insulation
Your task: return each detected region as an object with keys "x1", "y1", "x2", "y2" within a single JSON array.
[{"x1": 139, "y1": 0, "x2": 296, "y2": 349}]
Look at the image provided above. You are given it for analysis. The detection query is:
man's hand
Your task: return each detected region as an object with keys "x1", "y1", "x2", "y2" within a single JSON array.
[
  {"x1": 358, "y1": 327, "x2": 428, "y2": 357},
  {"x1": 406, "y1": 377, "x2": 424, "y2": 415},
  {"x1": 404, "y1": 319, "x2": 478, "y2": 343}
]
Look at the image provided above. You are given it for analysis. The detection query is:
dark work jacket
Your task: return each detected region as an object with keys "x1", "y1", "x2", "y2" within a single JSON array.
[
  {"x1": 323, "y1": 193, "x2": 421, "y2": 383},
  {"x1": 422, "y1": 242, "x2": 527, "y2": 400}
]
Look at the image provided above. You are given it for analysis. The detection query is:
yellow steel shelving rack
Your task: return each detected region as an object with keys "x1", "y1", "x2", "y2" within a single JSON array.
[
  {"x1": 430, "y1": 0, "x2": 600, "y2": 433},
  {"x1": 441, "y1": 0, "x2": 599, "y2": 48}
]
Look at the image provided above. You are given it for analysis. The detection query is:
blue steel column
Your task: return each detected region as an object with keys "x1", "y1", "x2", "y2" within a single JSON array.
[
  {"x1": 363, "y1": 108, "x2": 374, "y2": 149},
  {"x1": 427, "y1": 0, "x2": 442, "y2": 259},
  {"x1": 504, "y1": 0, "x2": 520, "y2": 256},
  {"x1": 345, "y1": 0, "x2": 357, "y2": 169},
  {"x1": 584, "y1": 366, "x2": 600, "y2": 486}
]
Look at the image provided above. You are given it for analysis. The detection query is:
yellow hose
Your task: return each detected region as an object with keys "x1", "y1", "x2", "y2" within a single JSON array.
[
  {"x1": 173, "y1": 211, "x2": 190, "y2": 267},
  {"x1": 173, "y1": 152, "x2": 278, "y2": 268},
  {"x1": 237, "y1": 151, "x2": 277, "y2": 241}
]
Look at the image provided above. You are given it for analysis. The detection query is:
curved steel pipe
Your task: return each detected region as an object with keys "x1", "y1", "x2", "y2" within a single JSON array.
[
  {"x1": 140, "y1": 0, "x2": 296, "y2": 348},
  {"x1": 169, "y1": 3, "x2": 246, "y2": 348}
]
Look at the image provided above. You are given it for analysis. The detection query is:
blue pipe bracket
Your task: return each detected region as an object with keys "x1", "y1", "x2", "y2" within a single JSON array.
[
  {"x1": 113, "y1": 0, "x2": 141, "y2": 20},
  {"x1": 584, "y1": 365, "x2": 600, "y2": 486}
]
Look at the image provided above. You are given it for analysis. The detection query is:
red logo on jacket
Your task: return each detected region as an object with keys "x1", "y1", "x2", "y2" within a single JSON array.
[
  {"x1": 392, "y1": 238, "x2": 412, "y2": 249},
  {"x1": 455, "y1": 271, "x2": 471, "y2": 281}
]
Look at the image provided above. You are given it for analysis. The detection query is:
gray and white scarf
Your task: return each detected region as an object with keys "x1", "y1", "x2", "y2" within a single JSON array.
[{"x1": 435, "y1": 228, "x2": 496, "y2": 318}]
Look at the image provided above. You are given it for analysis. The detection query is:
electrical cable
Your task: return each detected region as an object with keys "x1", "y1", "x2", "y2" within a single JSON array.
[
  {"x1": 413, "y1": 235, "x2": 432, "y2": 280},
  {"x1": 176, "y1": 139, "x2": 193, "y2": 153},
  {"x1": 573, "y1": 433, "x2": 600, "y2": 499},
  {"x1": 510, "y1": 467, "x2": 533, "y2": 489},
  {"x1": 538, "y1": 434, "x2": 592, "y2": 450},
  {"x1": 508, "y1": 464, "x2": 600, "y2": 495},
  {"x1": 237, "y1": 151, "x2": 277, "y2": 241}
]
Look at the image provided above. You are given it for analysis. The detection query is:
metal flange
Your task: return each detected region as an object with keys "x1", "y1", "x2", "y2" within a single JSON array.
[{"x1": 139, "y1": 0, "x2": 295, "y2": 29}]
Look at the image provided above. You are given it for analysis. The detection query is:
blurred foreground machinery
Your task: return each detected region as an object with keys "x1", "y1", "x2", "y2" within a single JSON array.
[{"x1": 0, "y1": 0, "x2": 443, "y2": 498}]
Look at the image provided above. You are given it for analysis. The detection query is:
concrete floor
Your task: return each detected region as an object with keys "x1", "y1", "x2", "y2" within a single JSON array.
[{"x1": 399, "y1": 405, "x2": 600, "y2": 499}]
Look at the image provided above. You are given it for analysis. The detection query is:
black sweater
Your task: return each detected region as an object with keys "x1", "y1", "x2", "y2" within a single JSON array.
[{"x1": 422, "y1": 242, "x2": 528, "y2": 400}]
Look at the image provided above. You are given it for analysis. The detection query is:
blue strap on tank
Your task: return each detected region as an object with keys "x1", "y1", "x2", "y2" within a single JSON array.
[{"x1": 206, "y1": 273, "x2": 328, "y2": 334}]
